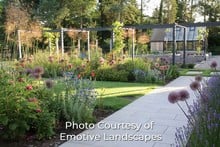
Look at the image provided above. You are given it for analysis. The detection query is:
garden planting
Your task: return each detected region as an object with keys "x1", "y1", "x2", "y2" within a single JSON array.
[{"x1": 0, "y1": 51, "x2": 179, "y2": 146}]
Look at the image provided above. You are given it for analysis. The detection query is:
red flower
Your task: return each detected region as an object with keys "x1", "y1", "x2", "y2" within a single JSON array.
[
  {"x1": 35, "y1": 109, "x2": 42, "y2": 113},
  {"x1": 26, "y1": 85, "x2": 33, "y2": 90},
  {"x1": 77, "y1": 74, "x2": 81, "y2": 79},
  {"x1": 91, "y1": 71, "x2": 96, "y2": 78}
]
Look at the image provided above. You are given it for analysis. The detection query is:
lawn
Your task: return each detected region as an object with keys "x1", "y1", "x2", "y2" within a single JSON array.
[
  {"x1": 94, "y1": 81, "x2": 158, "y2": 110},
  {"x1": 53, "y1": 79, "x2": 159, "y2": 111}
]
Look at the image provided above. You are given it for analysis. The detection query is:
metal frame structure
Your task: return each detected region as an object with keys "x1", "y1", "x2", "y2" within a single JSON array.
[{"x1": 18, "y1": 21, "x2": 220, "y2": 63}]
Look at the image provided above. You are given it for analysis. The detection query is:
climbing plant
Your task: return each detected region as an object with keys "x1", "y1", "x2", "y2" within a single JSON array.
[{"x1": 112, "y1": 21, "x2": 125, "y2": 58}]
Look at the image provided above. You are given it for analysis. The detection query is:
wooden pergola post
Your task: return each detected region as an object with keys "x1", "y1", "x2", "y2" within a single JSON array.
[{"x1": 17, "y1": 30, "x2": 22, "y2": 59}]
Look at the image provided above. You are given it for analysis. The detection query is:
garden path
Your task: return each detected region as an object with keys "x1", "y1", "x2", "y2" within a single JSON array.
[
  {"x1": 194, "y1": 55, "x2": 220, "y2": 70},
  {"x1": 60, "y1": 76, "x2": 197, "y2": 147}
]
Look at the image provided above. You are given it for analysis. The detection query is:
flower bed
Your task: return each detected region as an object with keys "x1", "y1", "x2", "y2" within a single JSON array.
[{"x1": 168, "y1": 61, "x2": 220, "y2": 146}]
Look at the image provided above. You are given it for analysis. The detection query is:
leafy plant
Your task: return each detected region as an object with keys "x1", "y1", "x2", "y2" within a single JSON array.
[{"x1": 0, "y1": 67, "x2": 55, "y2": 140}]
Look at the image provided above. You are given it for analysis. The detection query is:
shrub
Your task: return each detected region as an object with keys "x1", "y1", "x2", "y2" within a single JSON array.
[
  {"x1": 133, "y1": 69, "x2": 146, "y2": 82},
  {"x1": 0, "y1": 67, "x2": 55, "y2": 140},
  {"x1": 96, "y1": 66, "x2": 129, "y2": 82}
]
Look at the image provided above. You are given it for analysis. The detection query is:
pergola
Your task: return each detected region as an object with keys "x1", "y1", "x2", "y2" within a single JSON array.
[{"x1": 18, "y1": 21, "x2": 220, "y2": 64}]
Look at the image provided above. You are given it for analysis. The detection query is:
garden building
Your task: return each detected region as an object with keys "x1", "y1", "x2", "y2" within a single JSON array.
[{"x1": 150, "y1": 26, "x2": 206, "y2": 53}]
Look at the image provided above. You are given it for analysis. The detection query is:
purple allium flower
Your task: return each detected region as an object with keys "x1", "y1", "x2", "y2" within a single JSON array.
[
  {"x1": 195, "y1": 75, "x2": 202, "y2": 82},
  {"x1": 34, "y1": 66, "x2": 44, "y2": 75},
  {"x1": 178, "y1": 89, "x2": 190, "y2": 101},
  {"x1": 32, "y1": 72, "x2": 41, "y2": 79},
  {"x1": 168, "y1": 91, "x2": 180, "y2": 104},
  {"x1": 25, "y1": 68, "x2": 33, "y2": 75},
  {"x1": 210, "y1": 61, "x2": 217, "y2": 69},
  {"x1": 190, "y1": 81, "x2": 201, "y2": 91},
  {"x1": 45, "y1": 79, "x2": 54, "y2": 89}
]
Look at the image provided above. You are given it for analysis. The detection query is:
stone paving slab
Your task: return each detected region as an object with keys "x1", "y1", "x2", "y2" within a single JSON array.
[
  {"x1": 60, "y1": 76, "x2": 197, "y2": 147},
  {"x1": 186, "y1": 71, "x2": 203, "y2": 75},
  {"x1": 194, "y1": 55, "x2": 220, "y2": 70},
  {"x1": 210, "y1": 72, "x2": 220, "y2": 76}
]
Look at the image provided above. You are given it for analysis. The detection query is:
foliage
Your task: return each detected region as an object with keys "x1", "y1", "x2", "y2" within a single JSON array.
[
  {"x1": 24, "y1": 52, "x2": 83, "y2": 78},
  {"x1": 0, "y1": 66, "x2": 55, "y2": 140},
  {"x1": 96, "y1": 66, "x2": 129, "y2": 82},
  {"x1": 112, "y1": 21, "x2": 125, "y2": 57},
  {"x1": 169, "y1": 63, "x2": 220, "y2": 146},
  {"x1": 56, "y1": 77, "x2": 98, "y2": 123},
  {"x1": 158, "y1": 0, "x2": 177, "y2": 23}
]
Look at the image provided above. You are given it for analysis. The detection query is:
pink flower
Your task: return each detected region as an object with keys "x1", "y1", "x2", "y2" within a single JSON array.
[
  {"x1": 178, "y1": 90, "x2": 190, "y2": 101},
  {"x1": 26, "y1": 85, "x2": 33, "y2": 91},
  {"x1": 168, "y1": 91, "x2": 179, "y2": 104},
  {"x1": 190, "y1": 81, "x2": 201, "y2": 91},
  {"x1": 210, "y1": 61, "x2": 217, "y2": 69}
]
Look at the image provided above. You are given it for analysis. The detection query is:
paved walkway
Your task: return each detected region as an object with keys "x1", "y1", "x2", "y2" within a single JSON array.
[
  {"x1": 194, "y1": 55, "x2": 220, "y2": 70},
  {"x1": 60, "y1": 76, "x2": 197, "y2": 147}
]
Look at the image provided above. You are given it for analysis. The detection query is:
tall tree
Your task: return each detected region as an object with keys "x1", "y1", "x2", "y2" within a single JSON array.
[
  {"x1": 158, "y1": 0, "x2": 164, "y2": 23},
  {"x1": 197, "y1": 0, "x2": 220, "y2": 22},
  {"x1": 97, "y1": 0, "x2": 141, "y2": 26},
  {"x1": 157, "y1": 0, "x2": 177, "y2": 24},
  {"x1": 176, "y1": 0, "x2": 196, "y2": 23},
  {"x1": 163, "y1": 0, "x2": 177, "y2": 23}
]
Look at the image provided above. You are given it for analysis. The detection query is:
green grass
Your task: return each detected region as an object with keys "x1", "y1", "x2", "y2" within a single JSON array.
[
  {"x1": 179, "y1": 68, "x2": 219, "y2": 77},
  {"x1": 94, "y1": 81, "x2": 158, "y2": 110},
  {"x1": 53, "y1": 80, "x2": 158, "y2": 111}
]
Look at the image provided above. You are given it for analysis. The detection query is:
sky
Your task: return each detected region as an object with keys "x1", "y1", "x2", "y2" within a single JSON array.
[{"x1": 136, "y1": 0, "x2": 161, "y2": 17}]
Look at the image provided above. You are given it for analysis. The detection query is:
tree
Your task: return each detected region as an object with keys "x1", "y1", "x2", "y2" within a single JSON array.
[
  {"x1": 176, "y1": 0, "x2": 196, "y2": 23},
  {"x1": 157, "y1": 0, "x2": 177, "y2": 24},
  {"x1": 97, "y1": 0, "x2": 141, "y2": 26},
  {"x1": 196, "y1": 0, "x2": 220, "y2": 22}
]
